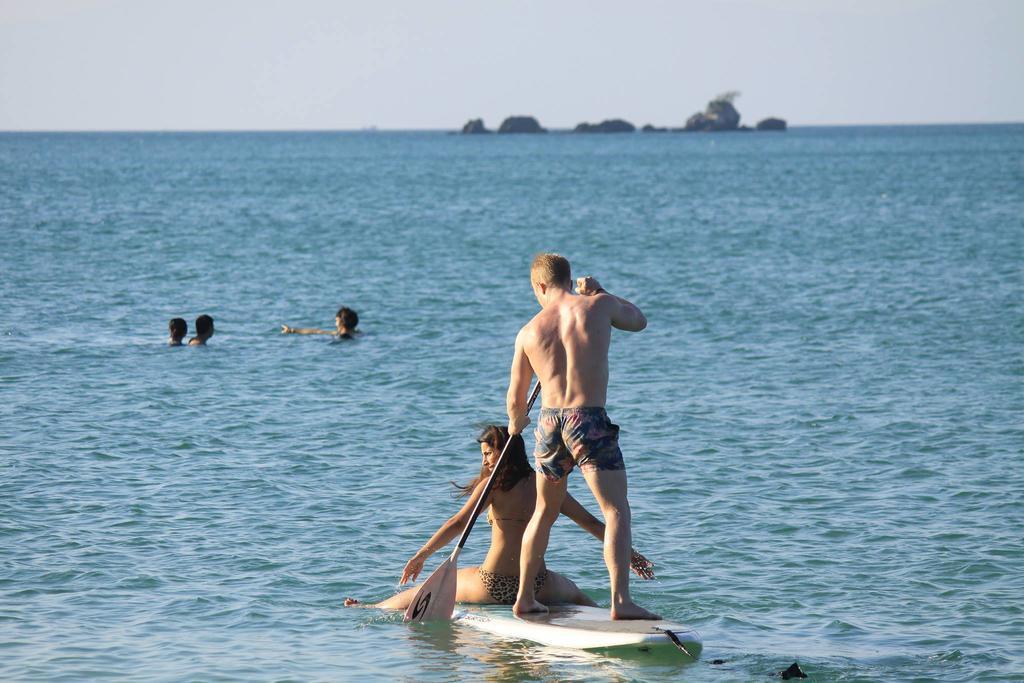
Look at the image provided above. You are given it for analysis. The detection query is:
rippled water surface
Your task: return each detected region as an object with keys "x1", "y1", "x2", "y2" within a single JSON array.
[{"x1": 2, "y1": 126, "x2": 1023, "y2": 681}]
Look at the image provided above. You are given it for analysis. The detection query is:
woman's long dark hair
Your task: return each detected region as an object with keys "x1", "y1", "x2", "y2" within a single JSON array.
[{"x1": 451, "y1": 425, "x2": 533, "y2": 497}]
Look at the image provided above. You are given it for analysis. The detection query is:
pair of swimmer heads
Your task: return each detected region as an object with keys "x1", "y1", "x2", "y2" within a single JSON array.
[{"x1": 168, "y1": 314, "x2": 214, "y2": 346}]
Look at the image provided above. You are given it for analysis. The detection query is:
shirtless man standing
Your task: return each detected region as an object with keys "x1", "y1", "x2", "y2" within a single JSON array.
[{"x1": 507, "y1": 253, "x2": 659, "y2": 620}]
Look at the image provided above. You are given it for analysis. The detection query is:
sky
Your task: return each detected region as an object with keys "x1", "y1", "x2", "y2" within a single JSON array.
[{"x1": 1, "y1": 0, "x2": 1022, "y2": 130}]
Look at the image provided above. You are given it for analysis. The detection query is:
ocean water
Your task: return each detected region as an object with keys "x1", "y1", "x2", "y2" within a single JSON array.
[{"x1": 1, "y1": 125, "x2": 1022, "y2": 681}]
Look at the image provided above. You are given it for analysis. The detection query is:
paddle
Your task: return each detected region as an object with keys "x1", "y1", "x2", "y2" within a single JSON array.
[{"x1": 404, "y1": 381, "x2": 542, "y2": 623}]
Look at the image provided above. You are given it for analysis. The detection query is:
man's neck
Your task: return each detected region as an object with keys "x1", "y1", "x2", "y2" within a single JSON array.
[{"x1": 541, "y1": 287, "x2": 573, "y2": 308}]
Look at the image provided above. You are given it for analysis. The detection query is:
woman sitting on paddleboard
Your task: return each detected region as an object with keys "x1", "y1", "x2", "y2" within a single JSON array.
[{"x1": 347, "y1": 425, "x2": 653, "y2": 609}]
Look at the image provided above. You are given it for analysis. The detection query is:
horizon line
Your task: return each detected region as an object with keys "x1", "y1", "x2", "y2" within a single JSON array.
[{"x1": 1, "y1": 120, "x2": 1022, "y2": 134}]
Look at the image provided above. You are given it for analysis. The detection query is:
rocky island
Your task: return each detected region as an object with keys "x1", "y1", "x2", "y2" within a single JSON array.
[
  {"x1": 573, "y1": 119, "x2": 636, "y2": 133},
  {"x1": 756, "y1": 117, "x2": 787, "y2": 131},
  {"x1": 461, "y1": 118, "x2": 491, "y2": 134},
  {"x1": 498, "y1": 116, "x2": 546, "y2": 134},
  {"x1": 683, "y1": 91, "x2": 743, "y2": 131}
]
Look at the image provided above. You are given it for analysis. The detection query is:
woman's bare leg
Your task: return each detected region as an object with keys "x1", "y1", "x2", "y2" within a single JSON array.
[
  {"x1": 345, "y1": 567, "x2": 492, "y2": 609},
  {"x1": 374, "y1": 586, "x2": 419, "y2": 610}
]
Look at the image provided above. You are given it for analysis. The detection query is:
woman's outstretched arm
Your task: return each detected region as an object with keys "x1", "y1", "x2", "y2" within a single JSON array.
[
  {"x1": 281, "y1": 325, "x2": 333, "y2": 335},
  {"x1": 400, "y1": 480, "x2": 491, "y2": 584}
]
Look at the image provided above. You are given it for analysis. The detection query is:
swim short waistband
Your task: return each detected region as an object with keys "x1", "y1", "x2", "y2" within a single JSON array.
[{"x1": 539, "y1": 406, "x2": 608, "y2": 415}]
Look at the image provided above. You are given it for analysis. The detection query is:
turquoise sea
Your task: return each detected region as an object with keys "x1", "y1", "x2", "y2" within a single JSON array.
[{"x1": 1, "y1": 125, "x2": 1022, "y2": 681}]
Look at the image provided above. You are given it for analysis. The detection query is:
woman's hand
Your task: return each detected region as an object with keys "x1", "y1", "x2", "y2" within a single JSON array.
[
  {"x1": 400, "y1": 553, "x2": 427, "y2": 585},
  {"x1": 629, "y1": 547, "x2": 655, "y2": 580},
  {"x1": 281, "y1": 325, "x2": 293, "y2": 334}
]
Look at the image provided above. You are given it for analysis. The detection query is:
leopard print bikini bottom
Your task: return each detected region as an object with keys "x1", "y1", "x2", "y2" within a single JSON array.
[{"x1": 478, "y1": 568, "x2": 549, "y2": 605}]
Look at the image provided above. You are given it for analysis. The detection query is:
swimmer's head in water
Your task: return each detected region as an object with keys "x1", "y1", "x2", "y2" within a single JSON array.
[
  {"x1": 195, "y1": 314, "x2": 214, "y2": 337},
  {"x1": 335, "y1": 307, "x2": 358, "y2": 332},
  {"x1": 168, "y1": 318, "x2": 187, "y2": 344}
]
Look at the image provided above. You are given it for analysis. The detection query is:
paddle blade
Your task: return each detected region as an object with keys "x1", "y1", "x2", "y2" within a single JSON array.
[{"x1": 403, "y1": 556, "x2": 458, "y2": 622}]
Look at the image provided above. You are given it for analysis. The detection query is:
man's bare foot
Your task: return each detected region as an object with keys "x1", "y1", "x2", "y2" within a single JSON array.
[
  {"x1": 343, "y1": 598, "x2": 360, "y2": 607},
  {"x1": 611, "y1": 599, "x2": 661, "y2": 621},
  {"x1": 512, "y1": 598, "x2": 549, "y2": 616}
]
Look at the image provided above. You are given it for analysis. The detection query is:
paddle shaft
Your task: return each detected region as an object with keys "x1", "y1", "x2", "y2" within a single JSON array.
[{"x1": 451, "y1": 381, "x2": 541, "y2": 555}]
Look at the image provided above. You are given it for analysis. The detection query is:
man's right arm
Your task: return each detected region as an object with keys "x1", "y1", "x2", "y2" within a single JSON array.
[{"x1": 506, "y1": 327, "x2": 535, "y2": 435}]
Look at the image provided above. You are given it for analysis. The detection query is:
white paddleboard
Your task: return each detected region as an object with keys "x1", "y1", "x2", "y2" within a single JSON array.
[{"x1": 453, "y1": 604, "x2": 702, "y2": 656}]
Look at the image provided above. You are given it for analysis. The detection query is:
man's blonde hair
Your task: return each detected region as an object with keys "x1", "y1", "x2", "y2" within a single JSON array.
[{"x1": 530, "y1": 253, "x2": 572, "y2": 288}]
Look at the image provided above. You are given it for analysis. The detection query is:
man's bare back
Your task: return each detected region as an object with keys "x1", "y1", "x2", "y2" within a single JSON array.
[
  {"x1": 509, "y1": 276, "x2": 646, "y2": 418},
  {"x1": 520, "y1": 290, "x2": 612, "y2": 409}
]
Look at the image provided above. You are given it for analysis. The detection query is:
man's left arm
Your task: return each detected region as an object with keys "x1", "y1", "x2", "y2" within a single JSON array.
[{"x1": 576, "y1": 276, "x2": 647, "y2": 331}]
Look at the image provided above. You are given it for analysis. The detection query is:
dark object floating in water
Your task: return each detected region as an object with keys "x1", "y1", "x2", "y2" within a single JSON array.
[
  {"x1": 498, "y1": 116, "x2": 547, "y2": 134},
  {"x1": 779, "y1": 662, "x2": 808, "y2": 679},
  {"x1": 573, "y1": 119, "x2": 636, "y2": 133},
  {"x1": 711, "y1": 659, "x2": 726, "y2": 665},
  {"x1": 461, "y1": 118, "x2": 491, "y2": 134},
  {"x1": 757, "y1": 117, "x2": 788, "y2": 131}
]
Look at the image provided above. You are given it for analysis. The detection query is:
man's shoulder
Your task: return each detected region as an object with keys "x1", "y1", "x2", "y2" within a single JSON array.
[
  {"x1": 516, "y1": 311, "x2": 551, "y2": 344},
  {"x1": 517, "y1": 317, "x2": 538, "y2": 338},
  {"x1": 573, "y1": 293, "x2": 614, "y2": 318},
  {"x1": 521, "y1": 308, "x2": 548, "y2": 328}
]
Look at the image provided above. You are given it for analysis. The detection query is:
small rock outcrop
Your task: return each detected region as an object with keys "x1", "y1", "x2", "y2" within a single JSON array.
[
  {"x1": 757, "y1": 117, "x2": 787, "y2": 131},
  {"x1": 498, "y1": 116, "x2": 546, "y2": 134},
  {"x1": 573, "y1": 119, "x2": 636, "y2": 133},
  {"x1": 461, "y1": 118, "x2": 491, "y2": 134},
  {"x1": 641, "y1": 124, "x2": 668, "y2": 133},
  {"x1": 684, "y1": 91, "x2": 742, "y2": 131}
]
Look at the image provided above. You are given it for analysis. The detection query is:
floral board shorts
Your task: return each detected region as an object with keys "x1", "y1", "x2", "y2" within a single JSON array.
[{"x1": 534, "y1": 407, "x2": 626, "y2": 482}]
